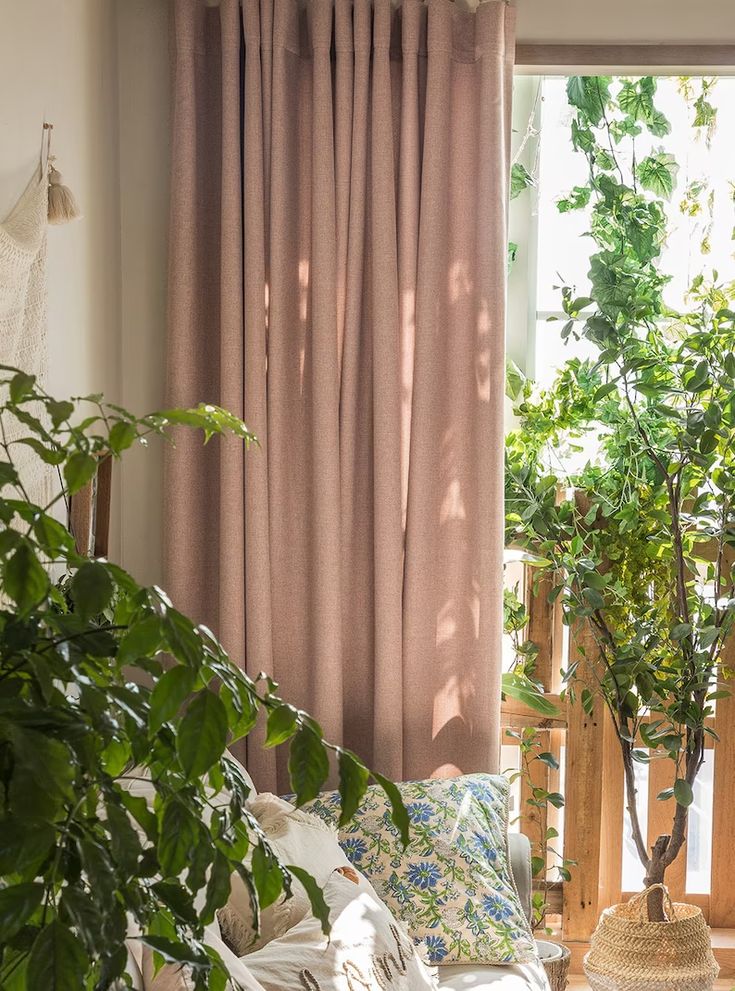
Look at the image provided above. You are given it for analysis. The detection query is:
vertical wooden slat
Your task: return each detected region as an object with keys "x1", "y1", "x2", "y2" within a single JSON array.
[
  {"x1": 524, "y1": 563, "x2": 564, "y2": 901},
  {"x1": 68, "y1": 455, "x2": 113, "y2": 559},
  {"x1": 563, "y1": 623, "x2": 605, "y2": 940},
  {"x1": 711, "y1": 688, "x2": 735, "y2": 925},
  {"x1": 709, "y1": 548, "x2": 735, "y2": 927},
  {"x1": 69, "y1": 480, "x2": 94, "y2": 556},
  {"x1": 550, "y1": 577, "x2": 565, "y2": 692},
  {"x1": 598, "y1": 711, "x2": 624, "y2": 911},
  {"x1": 93, "y1": 456, "x2": 113, "y2": 558},
  {"x1": 526, "y1": 568, "x2": 555, "y2": 690},
  {"x1": 647, "y1": 755, "x2": 687, "y2": 902}
]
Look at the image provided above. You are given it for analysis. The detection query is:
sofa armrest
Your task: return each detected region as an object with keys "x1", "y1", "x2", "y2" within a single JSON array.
[{"x1": 509, "y1": 832, "x2": 533, "y2": 924}]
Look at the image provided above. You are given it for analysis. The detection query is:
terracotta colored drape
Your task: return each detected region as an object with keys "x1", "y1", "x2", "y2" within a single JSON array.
[{"x1": 165, "y1": 0, "x2": 515, "y2": 792}]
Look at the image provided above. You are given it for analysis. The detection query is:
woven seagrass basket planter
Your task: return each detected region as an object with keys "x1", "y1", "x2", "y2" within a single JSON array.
[
  {"x1": 583, "y1": 885, "x2": 719, "y2": 991},
  {"x1": 542, "y1": 943, "x2": 571, "y2": 991}
]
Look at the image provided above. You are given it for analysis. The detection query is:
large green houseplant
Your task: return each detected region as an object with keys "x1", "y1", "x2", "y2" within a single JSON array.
[
  {"x1": 506, "y1": 77, "x2": 735, "y2": 919},
  {"x1": 0, "y1": 367, "x2": 407, "y2": 989}
]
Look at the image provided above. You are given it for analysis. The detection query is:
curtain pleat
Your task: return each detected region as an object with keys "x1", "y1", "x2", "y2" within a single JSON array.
[{"x1": 166, "y1": 0, "x2": 515, "y2": 791}]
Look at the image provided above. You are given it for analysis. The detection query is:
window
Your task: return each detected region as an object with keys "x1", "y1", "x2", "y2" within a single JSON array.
[
  {"x1": 506, "y1": 73, "x2": 735, "y2": 907},
  {"x1": 510, "y1": 75, "x2": 735, "y2": 388}
]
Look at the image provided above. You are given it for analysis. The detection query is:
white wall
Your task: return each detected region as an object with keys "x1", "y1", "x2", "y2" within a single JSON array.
[
  {"x1": 116, "y1": 0, "x2": 170, "y2": 586},
  {"x1": 0, "y1": 0, "x2": 122, "y2": 557},
  {"x1": 516, "y1": 0, "x2": 735, "y2": 45},
  {"x1": 0, "y1": 0, "x2": 169, "y2": 586}
]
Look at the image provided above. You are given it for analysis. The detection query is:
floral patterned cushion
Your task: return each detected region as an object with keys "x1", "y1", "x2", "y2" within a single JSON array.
[{"x1": 302, "y1": 774, "x2": 537, "y2": 967}]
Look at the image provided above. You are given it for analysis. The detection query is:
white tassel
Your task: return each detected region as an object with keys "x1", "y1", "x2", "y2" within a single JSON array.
[{"x1": 47, "y1": 162, "x2": 81, "y2": 225}]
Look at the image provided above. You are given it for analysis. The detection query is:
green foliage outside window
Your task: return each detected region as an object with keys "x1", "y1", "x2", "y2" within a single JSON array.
[{"x1": 505, "y1": 76, "x2": 735, "y2": 918}]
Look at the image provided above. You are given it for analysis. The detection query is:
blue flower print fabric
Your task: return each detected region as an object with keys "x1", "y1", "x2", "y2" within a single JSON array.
[{"x1": 302, "y1": 774, "x2": 536, "y2": 966}]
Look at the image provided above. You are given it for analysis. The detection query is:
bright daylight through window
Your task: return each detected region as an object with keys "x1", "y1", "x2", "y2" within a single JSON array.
[{"x1": 505, "y1": 75, "x2": 735, "y2": 905}]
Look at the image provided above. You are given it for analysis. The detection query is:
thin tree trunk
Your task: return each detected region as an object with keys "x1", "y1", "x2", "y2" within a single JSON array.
[{"x1": 644, "y1": 837, "x2": 670, "y2": 921}]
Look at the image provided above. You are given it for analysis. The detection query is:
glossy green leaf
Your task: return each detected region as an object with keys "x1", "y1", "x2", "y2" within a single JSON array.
[
  {"x1": 502, "y1": 672, "x2": 559, "y2": 717},
  {"x1": 27, "y1": 921, "x2": 90, "y2": 991},
  {"x1": 201, "y1": 850, "x2": 232, "y2": 924},
  {"x1": 15, "y1": 436, "x2": 65, "y2": 465},
  {"x1": 0, "y1": 460, "x2": 19, "y2": 488},
  {"x1": 372, "y1": 772, "x2": 410, "y2": 848},
  {"x1": 0, "y1": 882, "x2": 44, "y2": 941},
  {"x1": 337, "y1": 749, "x2": 371, "y2": 826},
  {"x1": 288, "y1": 726, "x2": 330, "y2": 805},
  {"x1": 265, "y1": 702, "x2": 299, "y2": 748},
  {"x1": 158, "y1": 800, "x2": 200, "y2": 877},
  {"x1": 117, "y1": 615, "x2": 164, "y2": 667},
  {"x1": 70, "y1": 561, "x2": 114, "y2": 619},
  {"x1": 63, "y1": 451, "x2": 98, "y2": 495},
  {"x1": 673, "y1": 779, "x2": 694, "y2": 808},
  {"x1": 176, "y1": 690, "x2": 228, "y2": 776},
  {"x1": 250, "y1": 843, "x2": 285, "y2": 910},
  {"x1": 149, "y1": 664, "x2": 196, "y2": 732},
  {"x1": 138, "y1": 934, "x2": 209, "y2": 968},
  {"x1": 108, "y1": 421, "x2": 137, "y2": 454},
  {"x1": 9, "y1": 371, "x2": 36, "y2": 403},
  {"x1": 33, "y1": 513, "x2": 75, "y2": 555},
  {"x1": 5, "y1": 539, "x2": 49, "y2": 613},
  {"x1": 0, "y1": 817, "x2": 55, "y2": 875},
  {"x1": 47, "y1": 399, "x2": 74, "y2": 427},
  {"x1": 288, "y1": 864, "x2": 331, "y2": 936}
]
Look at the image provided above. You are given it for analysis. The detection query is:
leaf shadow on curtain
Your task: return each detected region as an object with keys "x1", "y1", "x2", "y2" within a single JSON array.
[{"x1": 164, "y1": 0, "x2": 513, "y2": 791}]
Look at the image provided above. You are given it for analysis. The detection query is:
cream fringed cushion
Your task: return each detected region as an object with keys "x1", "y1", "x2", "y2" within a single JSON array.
[
  {"x1": 244, "y1": 871, "x2": 438, "y2": 991},
  {"x1": 222, "y1": 793, "x2": 354, "y2": 955}
]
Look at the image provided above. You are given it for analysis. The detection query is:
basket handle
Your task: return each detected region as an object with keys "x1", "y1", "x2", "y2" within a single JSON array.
[{"x1": 628, "y1": 884, "x2": 677, "y2": 921}]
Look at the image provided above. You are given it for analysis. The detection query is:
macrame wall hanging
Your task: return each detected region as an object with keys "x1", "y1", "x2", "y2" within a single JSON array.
[{"x1": 0, "y1": 122, "x2": 80, "y2": 506}]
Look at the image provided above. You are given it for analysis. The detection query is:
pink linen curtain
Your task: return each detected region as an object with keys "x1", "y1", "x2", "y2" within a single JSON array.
[{"x1": 165, "y1": 0, "x2": 515, "y2": 792}]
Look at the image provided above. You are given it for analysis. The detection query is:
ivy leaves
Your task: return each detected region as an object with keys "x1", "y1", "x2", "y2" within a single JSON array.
[
  {"x1": 511, "y1": 163, "x2": 534, "y2": 200},
  {"x1": 566, "y1": 75, "x2": 612, "y2": 126},
  {"x1": 618, "y1": 77, "x2": 671, "y2": 137},
  {"x1": 637, "y1": 151, "x2": 679, "y2": 199}
]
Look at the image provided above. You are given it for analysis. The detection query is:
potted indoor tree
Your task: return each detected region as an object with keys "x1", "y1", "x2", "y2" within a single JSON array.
[
  {"x1": 506, "y1": 75, "x2": 728, "y2": 986},
  {"x1": 0, "y1": 366, "x2": 407, "y2": 989}
]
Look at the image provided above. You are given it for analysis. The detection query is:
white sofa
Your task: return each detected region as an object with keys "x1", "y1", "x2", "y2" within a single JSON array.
[{"x1": 123, "y1": 769, "x2": 551, "y2": 991}]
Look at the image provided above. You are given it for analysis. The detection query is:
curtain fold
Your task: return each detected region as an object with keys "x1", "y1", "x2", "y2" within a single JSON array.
[{"x1": 165, "y1": 0, "x2": 515, "y2": 791}]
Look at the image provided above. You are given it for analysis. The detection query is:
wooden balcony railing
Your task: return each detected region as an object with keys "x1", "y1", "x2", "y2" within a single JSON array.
[{"x1": 501, "y1": 557, "x2": 735, "y2": 974}]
